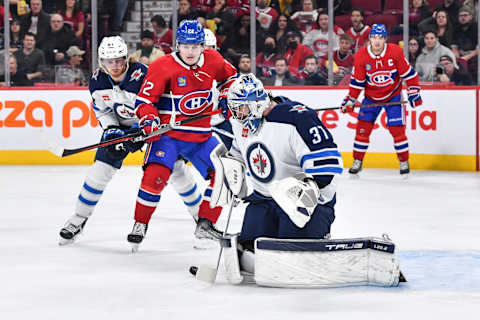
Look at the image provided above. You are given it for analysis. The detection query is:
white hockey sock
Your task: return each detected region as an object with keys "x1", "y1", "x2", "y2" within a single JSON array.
[
  {"x1": 169, "y1": 160, "x2": 202, "y2": 220},
  {"x1": 75, "y1": 161, "x2": 117, "y2": 218}
]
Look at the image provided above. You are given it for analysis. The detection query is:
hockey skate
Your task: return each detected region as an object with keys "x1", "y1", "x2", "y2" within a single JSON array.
[
  {"x1": 399, "y1": 161, "x2": 410, "y2": 179},
  {"x1": 127, "y1": 221, "x2": 148, "y2": 252},
  {"x1": 59, "y1": 214, "x2": 88, "y2": 245},
  {"x1": 348, "y1": 159, "x2": 363, "y2": 177},
  {"x1": 194, "y1": 217, "x2": 223, "y2": 241}
]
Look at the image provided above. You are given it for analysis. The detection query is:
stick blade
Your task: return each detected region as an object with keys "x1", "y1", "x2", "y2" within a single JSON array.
[
  {"x1": 195, "y1": 264, "x2": 218, "y2": 284},
  {"x1": 38, "y1": 129, "x2": 65, "y2": 157}
]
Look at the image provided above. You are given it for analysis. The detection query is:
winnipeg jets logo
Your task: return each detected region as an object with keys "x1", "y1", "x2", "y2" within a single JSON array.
[
  {"x1": 113, "y1": 103, "x2": 136, "y2": 119},
  {"x1": 130, "y1": 68, "x2": 143, "y2": 82},
  {"x1": 246, "y1": 143, "x2": 275, "y2": 183},
  {"x1": 92, "y1": 69, "x2": 99, "y2": 81},
  {"x1": 289, "y1": 105, "x2": 308, "y2": 113}
]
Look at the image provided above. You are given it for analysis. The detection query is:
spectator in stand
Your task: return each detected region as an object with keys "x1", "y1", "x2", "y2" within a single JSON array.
[
  {"x1": 131, "y1": 30, "x2": 165, "y2": 65},
  {"x1": 110, "y1": 0, "x2": 129, "y2": 32},
  {"x1": 237, "y1": 54, "x2": 251, "y2": 75},
  {"x1": 20, "y1": 0, "x2": 50, "y2": 46},
  {"x1": 435, "y1": 54, "x2": 473, "y2": 85},
  {"x1": 451, "y1": 6, "x2": 478, "y2": 76},
  {"x1": 42, "y1": 13, "x2": 81, "y2": 66},
  {"x1": 267, "y1": 14, "x2": 298, "y2": 53},
  {"x1": 256, "y1": 36, "x2": 280, "y2": 78},
  {"x1": 0, "y1": 4, "x2": 11, "y2": 29},
  {"x1": 261, "y1": 57, "x2": 301, "y2": 86},
  {"x1": 226, "y1": 0, "x2": 249, "y2": 18},
  {"x1": 298, "y1": 55, "x2": 327, "y2": 85},
  {"x1": 55, "y1": 45, "x2": 87, "y2": 85},
  {"x1": 290, "y1": 0, "x2": 319, "y2": 36},
  {"x1": 222, "y1": 13, "x2": 265, "y2": 62},
  {"x1": 346, "y1": 8, "x2": 370, "y2": 53},
  {"x1": 206, "y1": 0, "x2": 235, "y2": 38},
  {"x1": 333, "y1": 33, "x2": 354, "y2": 83},
  {"x1": 169, "y1": 0, "x2": 199, "y2": 28},
  {"x1": 13, "y1": 32, "x2": 45, "y2": 82},
  {"x1": 255, "y1": 0, "x2": 279, "y2": 32},
  {"x1": 58, "y1": 0, "x2": 85, "y2": 40},
  {"x1": 409, "y1": 0, "x2": 432, "y2": 35},
  {"x1": 418, "y1": 9, "x2": 454, "y2": 48},
  {"x1": 463, "y1": 0, "x2": 478, "y2": 13},
  {"x1": 316, "y1": 0, "x2": 351, "y2": 16},
  {"x1": 408, "y1": 37, "x2": 422, "y2": 66},
  {"x1": 9, "y1": 18, "x2": 23, "y2": 53},
  {"x1": 303, "y1": 11, "x2": 342, "y2": 58},
  {"x1": 0, "y1": 55, "x2": 33, "y2": 86},
  {"x1": 415, "y1": 30, "x2": 457, "y2": 81},
  {"x1": 151, "y1": 15, "x2": 173, "y2": 54},
  {"x1": 190, "y1": 0, "x2": 215, "y2": 15},
  {"x1": 283, "y1": 30, "x2": 314, "y2": 78},
  {"x1": 434, "y1": 0, "x2": 462, "y2": 27}
]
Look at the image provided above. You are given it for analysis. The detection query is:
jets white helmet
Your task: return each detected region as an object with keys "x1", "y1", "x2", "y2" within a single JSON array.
[
  {"x1": 227, "y1": 73, "x2": 270, "y2": 134},
  {"x1": 204, "y1": 28, "x2": 217, "y2": 50},
  {"x1": 98, "y1": 36, "x2": 128, "y2": 71}
]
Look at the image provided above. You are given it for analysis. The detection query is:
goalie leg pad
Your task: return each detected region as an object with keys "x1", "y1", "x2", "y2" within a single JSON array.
[
  {"x1": 221, "y1": 235, "x2": 244, "y2": 285},
  {"x1": 254, "y1": 237, "x2": 401, "y2": 288}
]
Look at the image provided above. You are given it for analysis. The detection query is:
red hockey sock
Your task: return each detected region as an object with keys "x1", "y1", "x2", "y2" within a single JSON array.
[
  {"x1": 388, "y1": 125, "x2": 409, "y2": 162},
  {"x1": 353, "y1": 120, "x2": 374, "y2": 161},
  {"x1": 198, "y1": 172, "x2": 223, "y2": 224},
  {"x1": 134, "y1": 163, "x2": 171, "y2": 224}
]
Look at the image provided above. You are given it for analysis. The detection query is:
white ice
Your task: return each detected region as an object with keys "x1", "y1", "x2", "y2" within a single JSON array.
[{"x1": 1, "y1": 166, "x2": 479, "y2": 320}]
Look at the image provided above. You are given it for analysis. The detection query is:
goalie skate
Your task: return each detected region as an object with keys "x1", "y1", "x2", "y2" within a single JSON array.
[
  {"x1": 127, "y1": 221, "x2": 148, "y2": 252},
  {"x1": 194, "y1": 217, "x2": 223, "y2": 241},
  {"x1": 59, "y1": 215, "x2": 88, "y2": 245}
]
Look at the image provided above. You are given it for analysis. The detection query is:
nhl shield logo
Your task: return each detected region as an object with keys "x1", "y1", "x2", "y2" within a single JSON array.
[
  {"x1": 178, "y1": 90, "x2": 212, "y2": 116},
  {"x1": 246, "y1": 142, "x2": 275, "y2": 183}
]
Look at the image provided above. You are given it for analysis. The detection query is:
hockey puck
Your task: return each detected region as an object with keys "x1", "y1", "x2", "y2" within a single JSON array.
[{"x1": 189, "y1": 265, "x2": 198, "y2": 276}]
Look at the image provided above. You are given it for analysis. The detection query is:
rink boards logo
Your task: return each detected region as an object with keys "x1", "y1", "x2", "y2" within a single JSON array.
[
  {"x1": 113, "y1": 103, "x2": 136, "y2": 119},
  {"x1": 368, "y1": 70, "x2": 395, "y2": 87},
  {"x1": 178, "y1": 90, "x2": 212, "y2": 116},
  {"x1": 246, "y1": 142, "x2": 275, "y2": 183}
]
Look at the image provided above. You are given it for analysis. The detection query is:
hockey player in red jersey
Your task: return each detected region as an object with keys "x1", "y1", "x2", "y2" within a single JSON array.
[
  {"x1": 340, "y1": 24, "x2": 422, "y2": 177},
  {"x1": 128, "y1": 20, "x2": 237, "y2": 251}
]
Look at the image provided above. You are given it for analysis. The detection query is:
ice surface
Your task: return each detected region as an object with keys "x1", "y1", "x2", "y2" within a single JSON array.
[{"x1": 0, "y1": 166, "x2": 479, "y2": 319}]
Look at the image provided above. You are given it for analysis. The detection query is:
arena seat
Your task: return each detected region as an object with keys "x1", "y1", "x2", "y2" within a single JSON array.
[
  {"x1": 351, "y1": 0, "x2": 382, "y2": 15},
  {"x1": 366, "y1": 14, "x2": 402, "y2": 32},
  {"x1": 427, "y1": 0, "x2": 445, "y2": 11},
  {"x1": 335, "y1": 14, "x2": 351, "y2": 31}
]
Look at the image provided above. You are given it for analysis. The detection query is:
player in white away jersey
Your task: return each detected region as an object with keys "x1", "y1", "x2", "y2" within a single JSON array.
[{"x1": 58, "y1": 36, "x2": 203, "y2": 245}]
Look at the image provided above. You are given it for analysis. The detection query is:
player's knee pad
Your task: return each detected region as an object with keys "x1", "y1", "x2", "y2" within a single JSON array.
[
  {"x1": 355, "y1": 120, "x2": 375, "y2": 142},
  {"x1": 141, "y1": 163, "x2": 171, "y2": 194},
  {"x1": 387, "y1": 125, "x2": 407, "y2": 142}
]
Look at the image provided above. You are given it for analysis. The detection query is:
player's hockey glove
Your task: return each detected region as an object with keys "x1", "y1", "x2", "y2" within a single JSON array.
[
  {"x1": 102, "y1": 126, "x2": 129, "y2": 160},
  {"x1": 340, "y1": 96, "x2": 356, "y2": 113},
  {"x1": 137, "y1": 104, "x2": 161, "y2": 143},
  {"x1": 125, "y1": 123, "x2": 145, "y2": 153},
  {"x1": 407, "y1": 86, "x2": 422, "y2": 108}
]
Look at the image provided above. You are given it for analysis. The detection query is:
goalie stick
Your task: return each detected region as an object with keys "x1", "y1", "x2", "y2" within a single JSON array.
[
  {"x1": 43, "y1": 109, "x2": 222, "y2": 157},
  {"x1": 315, "y1": 100, "x2": 407, "y2": 111}
]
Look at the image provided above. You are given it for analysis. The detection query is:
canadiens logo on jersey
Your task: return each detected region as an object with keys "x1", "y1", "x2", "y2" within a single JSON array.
[
  {"x1": 178, "y1": 90, "x2": 212, "y2": 116},
  {"x1": 368, "y1": 70, "x2": 395, "y2": 87},
  {"x1": 246, "y1": 143, "x2": 275, "y2": 183}
]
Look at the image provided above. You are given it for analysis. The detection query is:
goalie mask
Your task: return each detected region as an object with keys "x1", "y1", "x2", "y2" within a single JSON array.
[{"x1": 227, "y1": 74, "x2": 270, "y2": 135}]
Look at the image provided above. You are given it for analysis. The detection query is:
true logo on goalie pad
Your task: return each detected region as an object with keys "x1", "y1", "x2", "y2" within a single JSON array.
[{"x1": 246, "y1": 143, "x2": 275, "y2": 183}]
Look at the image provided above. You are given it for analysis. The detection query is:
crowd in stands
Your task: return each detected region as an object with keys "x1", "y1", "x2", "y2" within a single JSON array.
[{"x1": 1, "y1": 0, "x2": 479, "y2": 86}]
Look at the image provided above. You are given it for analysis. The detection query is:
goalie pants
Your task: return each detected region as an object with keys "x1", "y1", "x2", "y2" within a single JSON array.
[{"x1": 238, "y1": 193, "x2": 335, "y2": 245}]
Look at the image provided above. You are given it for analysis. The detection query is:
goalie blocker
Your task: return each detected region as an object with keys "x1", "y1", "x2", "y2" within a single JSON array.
[{"x1": 222, "y1": 235, "x2": 404, "y2": 288}]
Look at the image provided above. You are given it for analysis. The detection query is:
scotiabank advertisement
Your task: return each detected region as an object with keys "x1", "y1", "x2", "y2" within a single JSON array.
[{"x1": 0, "y1": 87, "x2": 478, "y2": 170}]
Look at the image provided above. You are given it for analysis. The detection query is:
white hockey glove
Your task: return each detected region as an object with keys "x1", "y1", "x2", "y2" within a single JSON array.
[
  {"x1": 269, "y1": 175, "x2": 322, "y2": 228},
  {"x1": 210, "y1": 144, "x2": 247, "y2": 208}
]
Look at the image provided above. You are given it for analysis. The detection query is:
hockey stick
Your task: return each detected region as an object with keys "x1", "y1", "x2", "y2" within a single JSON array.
[
  {"x1": 195, "y1": 196, "x2": 238, "y2": 284},
  {"x1": 44, "y1": 109, "x2": 222, "y2": 157},
  {"x1": 315, "y1": 100, "x2": 407, "y2": 111}
]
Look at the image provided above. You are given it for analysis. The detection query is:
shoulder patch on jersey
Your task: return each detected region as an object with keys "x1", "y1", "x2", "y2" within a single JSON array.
[
  {"x1": 92, "y1": 69, "x2": 100, "y2": 81},
  {"x1": 129, "y1": 68, "x2": 144, "y2": 82}
]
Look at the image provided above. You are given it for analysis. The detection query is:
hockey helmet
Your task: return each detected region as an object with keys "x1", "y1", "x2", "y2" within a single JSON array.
[
  {"x1": 369, "y1": 24, "x2": 387, "y2": 38},
  {"x1": 203, "y1": 28, "x2": 217, "y2": 50},
  {"x1": 227, "y1": 73, "x2": 270, "y2": 134},
  {"x1": 176, "y1": 20, "x2": 205, "y2": 45},
  {"x1": 98, "y1": 36, "x2": 128, "y2": 72}
]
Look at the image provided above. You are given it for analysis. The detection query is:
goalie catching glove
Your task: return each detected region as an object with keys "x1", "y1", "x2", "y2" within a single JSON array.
[
  {"x1": 209, "y1": 144, "x2": 248, "y2": 208},
  {"x1": 269, "y1": 174, "x2": 337, "y2": 228}
]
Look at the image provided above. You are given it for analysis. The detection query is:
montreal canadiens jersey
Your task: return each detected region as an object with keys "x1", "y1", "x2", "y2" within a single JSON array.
[
  {"x1": 135, "y1": 49, "x2": 237, "y2": 142},
  {"x1": 349, "y1": 43, "x2": 419, "y2": 102},
  {"x1": 89, "y1": 62, "x2": 148, "y2": 129},
  {"x1": 230, "y1": 101, "x2": 343, "y2": 202}
]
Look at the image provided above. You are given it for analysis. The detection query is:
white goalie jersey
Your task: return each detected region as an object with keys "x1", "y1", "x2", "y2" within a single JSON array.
[{"x1": 229, "y1": 101, "x2": 343, "y2": 201}]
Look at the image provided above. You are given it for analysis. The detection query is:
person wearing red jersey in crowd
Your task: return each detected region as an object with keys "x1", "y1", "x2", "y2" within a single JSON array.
[
  {"x1": 283, "y1": 30, "x2": 314, "y2": 78},
  {"x1": 340, "y1": 24, "x2": 422, "y2": 177},
  {"x1": 256, "y1": 36, "x2": 280, "y2": 78},
  {"x1": 332, "y1": 33, "x2": 354, "y2": 83},
  {"x1": 190, "y1": 0, "x2": 215, "y2": 15},
  {"x1": 129, "y1": 20, "x2": 237, "y2": 251},
  {"x1": 226, "y1": 0, "x2": 250, "y2": 18},
  {"x1": 151, "y1": 15, "x2": 173, "y2": 54},
  {"x1": 290, "y1": 0, "x2": 318, "y2": 35},
  {"x1": 346, "y1": 8, "x2": 370, "y2": 53},
  {"x1": 58, "y1": 0, "x2": 85, "y2": 40}
]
